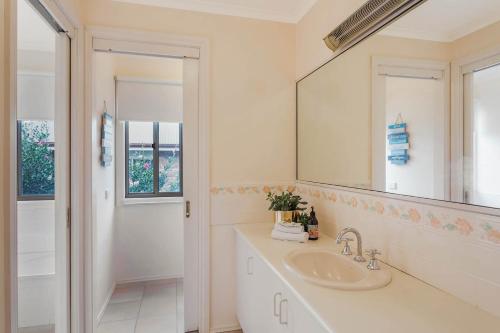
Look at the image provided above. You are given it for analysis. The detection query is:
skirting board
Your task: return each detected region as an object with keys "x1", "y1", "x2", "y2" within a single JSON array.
[
  {"x1": 97, "y1": 281, "x2": 116, "y2": 324},
  {"x1": 116, "y1": 274, "x2": 183, "y2": 285},
  {"x1": 209, "y1": 324, "x2": 242, "y2": 333}
]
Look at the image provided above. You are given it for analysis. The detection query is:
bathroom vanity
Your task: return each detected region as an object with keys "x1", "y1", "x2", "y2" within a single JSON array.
[{"x1": 235, "y1": 223, "x2": 500, "y2": 333}]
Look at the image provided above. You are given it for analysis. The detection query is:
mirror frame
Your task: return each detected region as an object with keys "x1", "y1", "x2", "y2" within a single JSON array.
[{"x1": 295, "y1": 0, "x2": 500, "y2": 217}]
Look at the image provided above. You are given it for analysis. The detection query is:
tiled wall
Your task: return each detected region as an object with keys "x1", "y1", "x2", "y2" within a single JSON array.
[
  {"x1": 296, "y1": 182, "x2": 500, "y2": 318},
  {"x1": 210, "y1": 183, "x2": 294, "y2": 331},
  {"x1": 210, "y1": 181, "x2": 500, "y2": 326}
]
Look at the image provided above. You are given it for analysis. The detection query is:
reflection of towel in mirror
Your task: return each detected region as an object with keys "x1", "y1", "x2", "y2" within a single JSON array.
[
  {"x1": 275, "y1": 221, "x2": 304, "y2": 234},
  {"x1": 271, "y1": 229, "x2": 308, "y2": 243}
]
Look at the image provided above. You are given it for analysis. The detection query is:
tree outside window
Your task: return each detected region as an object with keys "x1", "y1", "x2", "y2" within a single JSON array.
[
  {"x1": 126, "y1": 121, "x2": 182, "y2": 198},
  {"x1": 17, "y1": 120, "x2": 55, "y2": 200}
]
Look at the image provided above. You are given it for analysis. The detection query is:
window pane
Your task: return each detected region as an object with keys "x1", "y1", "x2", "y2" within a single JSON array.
[
  {"x1": 19, "y1": 120, "x2": 55, "y2": 197},
  {"x1": 159, "y1": 122, "x2": 181, "y2": 193},
  {"x1": 128, "y1": 121, "x2": 154, "y2": 194}
]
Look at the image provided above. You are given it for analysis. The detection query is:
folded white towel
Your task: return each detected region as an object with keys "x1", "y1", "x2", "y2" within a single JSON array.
[
  {"x1": 275, "y1": 221, "x2": 304, "y2": 234},
  {"x1": 275, "y1": 224, "x2": 304, "y2": 234},
  {"x1": 271, "y1": 229, "x2": 308, "y2": 243}
]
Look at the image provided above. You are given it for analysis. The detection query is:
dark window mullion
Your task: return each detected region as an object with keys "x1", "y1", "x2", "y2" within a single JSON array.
[
  {"x1": 125, "y1": 121, "x2": 130, "y2": 197},
  {"x1": 153, "y1": 122, "x2": 160, "y2": 195},
  {"x1": 17, "y1": 121, "x2": 23, "y2": 199}
]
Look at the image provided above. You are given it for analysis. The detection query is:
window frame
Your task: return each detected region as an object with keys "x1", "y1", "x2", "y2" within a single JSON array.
[
  {"x1": 124, "y1": 121, "x2": 183, "y2": 198},
  {"x1": 17, "y1": 120, "x2": 56, "y2": 201}
]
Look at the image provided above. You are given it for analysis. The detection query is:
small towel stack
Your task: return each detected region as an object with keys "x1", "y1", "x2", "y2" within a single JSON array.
[{"x1": 271, "y1": 221, "x2": 308, "y2": 243}]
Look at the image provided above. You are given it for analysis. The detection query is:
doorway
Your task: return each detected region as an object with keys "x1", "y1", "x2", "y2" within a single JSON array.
[
  {"x1": 15, "y1": 0, "x2": 71, "y2": 332},
  {"x1": 86, "y1": 31, "x2": 209, "y2": 333},
  {"x1": 372, "y1": 57, "x2": 450, "y2": 200}
]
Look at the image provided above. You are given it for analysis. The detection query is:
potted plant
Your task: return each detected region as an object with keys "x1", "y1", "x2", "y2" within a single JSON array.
[
  {"x1": 266, "y1": 191, "x2": 307, "y2": 223},
  {"x1": 296, "y1": 211, "x2": 310, "y2": 231}
]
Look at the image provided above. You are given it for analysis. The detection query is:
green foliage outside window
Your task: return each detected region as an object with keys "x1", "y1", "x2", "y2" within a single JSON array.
[
  {"x1": 19, "y1": 121, "x2": 55, "y2": 197},
  {"x1": 159, "y1": 155, "x2": 180, "y2": 192},
  {"x1": 128, "y1": 152, "x2": 180, "y2": 193}
]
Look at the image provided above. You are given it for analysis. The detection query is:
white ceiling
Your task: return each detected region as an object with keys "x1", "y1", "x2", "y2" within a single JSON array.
[
  {"x1": 113, "y1": 0, "x2": 318, "y2": 23},
  {"x1": 381, "y1": 0, "x2": 500, "y2": 42},
  {"x1": 18, "y1": 0, "x2": 55, "y2": 52}
]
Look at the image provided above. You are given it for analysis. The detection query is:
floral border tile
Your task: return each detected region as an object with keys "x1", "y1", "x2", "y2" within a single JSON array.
[
  {"x1": 209, "y1": 182, "x2": 500, "y2": 246},
  {"x1": 210, "y1": 183, "x2": 295, "y2": 196},
  {"x1": 296, "y1": 184, "x2": 500, "y2": 247}
]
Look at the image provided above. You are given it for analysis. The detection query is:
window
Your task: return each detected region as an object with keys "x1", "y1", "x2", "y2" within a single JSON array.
[
  {"x1": 17, "y1": 120, "x2": 55, "y2": 200},
  {"x1": 125, "y1": 121, "x2": 183, "y2": 198}
]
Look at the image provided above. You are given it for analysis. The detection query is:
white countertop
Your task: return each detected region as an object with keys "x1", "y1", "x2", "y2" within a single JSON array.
[{"x1": 234, "y1": 223, "x2": 500, "y2": 333}]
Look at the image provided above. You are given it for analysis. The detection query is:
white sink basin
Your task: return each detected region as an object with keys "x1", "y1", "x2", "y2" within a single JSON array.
[{"x1": 283, "y1": 248, "x2": 391, "y2": 290}]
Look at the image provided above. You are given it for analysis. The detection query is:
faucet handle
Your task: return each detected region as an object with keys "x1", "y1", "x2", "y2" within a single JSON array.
[
  {"x1": 365, "y1": 249, "x2": 381, "y2": 270},
  {"x1": 364, "y1": 249, "x2": 381, "y2": 258},
  {"x1": 340, "y1": 238, "x2": 353, "y2": 256}
]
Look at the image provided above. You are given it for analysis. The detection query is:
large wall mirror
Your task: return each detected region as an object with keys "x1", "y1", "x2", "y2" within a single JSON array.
[{"x1": 297, "y1": 0, "x2": 500, "y2": 210}]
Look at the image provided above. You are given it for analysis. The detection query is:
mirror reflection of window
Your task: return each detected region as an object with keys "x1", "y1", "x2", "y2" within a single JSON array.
[
  {"x1": 17, "y1": 120, "x2": 55, "y2": 199},
  {"x1": 464, "y1": 63, "x2": 500, "y2": 208}
]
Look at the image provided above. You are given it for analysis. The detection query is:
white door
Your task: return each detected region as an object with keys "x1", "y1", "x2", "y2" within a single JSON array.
[
  {"x1": 183, "y1": 58, "x2": 200, "y2": 332},
  {"x1": 54, "y1": 32, "x2": 71, "y2": 333},
  {"x1": 15, "y1": 1, "x2": 71, "y2": 331},
  {"x1": 463, "y1": 59, "x2": 500, "y2": 208}
]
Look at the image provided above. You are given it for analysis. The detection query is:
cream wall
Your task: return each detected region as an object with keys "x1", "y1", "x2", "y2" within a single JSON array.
[
  {"x1": 452, "y1": 20, "x2": 500, "y2": 60},
  {"x1": 92, "y1": 52, "x2": 117, "y2": 321},
  {"x1": 296, "y1": 0, "x2": 500, "y2": 319}
]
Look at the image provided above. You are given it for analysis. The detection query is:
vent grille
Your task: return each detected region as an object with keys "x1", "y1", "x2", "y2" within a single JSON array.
[{"x1": 324, "y1": 0, "x2": 422, "y2": 52}]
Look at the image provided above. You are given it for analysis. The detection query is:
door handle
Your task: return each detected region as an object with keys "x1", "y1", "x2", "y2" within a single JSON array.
[
  {"x1": 246, "y1": 257, "x2": 253, "y2": 275},
  {"x1": 273, "y1": 292, "x2": 282, "y2": 317},
  {"x1": 185, "y1": 200, "x2": 191, "y2": 218},
  {"x1": 279, "y1": 299, "x2": 288, "y2": 325}
]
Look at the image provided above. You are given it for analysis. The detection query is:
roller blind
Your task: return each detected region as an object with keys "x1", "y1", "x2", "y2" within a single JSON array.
[
  {"x1": 116, "y1": 76, "x2": 182, "y2": 122},
  {"x1": 17, "y1": 72, "x2": 55, "y2": 120},
  {"x1": 377, "y1": 65, "x2": 443, "y2": 80}
]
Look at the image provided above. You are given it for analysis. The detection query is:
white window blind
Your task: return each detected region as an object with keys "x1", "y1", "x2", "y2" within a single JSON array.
[
  {"x1": 115, "y1": 77, "x2": 182, "y2": 122},
  {"x1": 17, "y1": 72, "x2": 55, "y2": 120}
]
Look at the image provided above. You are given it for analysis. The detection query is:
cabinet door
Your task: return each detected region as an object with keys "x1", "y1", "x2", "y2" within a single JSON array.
[
  {"x1": 236, "y1": 236, "x2": 252, "y2": 331},
  {"x1": 236, "y1": 236, "x2": 273, "y2": 333},
  {"x1": 267, "y1": 272, "x2": 294, "y2": 333},
  {"x1": 288, "y1": 292, "x2": 329, "y2": 333}
]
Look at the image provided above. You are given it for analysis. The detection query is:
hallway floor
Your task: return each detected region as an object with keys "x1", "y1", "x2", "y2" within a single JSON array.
[{"x1": 98, "y1": 279, "x2": 183, "y2": 333}]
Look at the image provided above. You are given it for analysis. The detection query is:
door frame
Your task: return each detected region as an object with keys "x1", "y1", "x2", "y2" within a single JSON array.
[
  {"x1": 6, "y1": 0, "x2": 84, "y2": 332},
  {"x1": 371, "y1": 56, "x2": 451, "y2": 199},
  {"x1": 83, "y1": 26, "x2": 210, "y2": 333}
]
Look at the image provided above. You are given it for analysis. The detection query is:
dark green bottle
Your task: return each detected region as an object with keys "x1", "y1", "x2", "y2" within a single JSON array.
[{"x1": 308, "y1": 207, "x2": 319, "y2": 240}]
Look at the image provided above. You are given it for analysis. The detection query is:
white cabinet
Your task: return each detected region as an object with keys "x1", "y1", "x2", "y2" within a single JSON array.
[{"x1": 236, "y1": 234, "x2": 329, "y2": 333}]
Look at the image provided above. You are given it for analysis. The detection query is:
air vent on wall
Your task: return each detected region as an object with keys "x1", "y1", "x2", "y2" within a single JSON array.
[{"x1": 324, "y1": 0, "x2": 426, "y2": 52}]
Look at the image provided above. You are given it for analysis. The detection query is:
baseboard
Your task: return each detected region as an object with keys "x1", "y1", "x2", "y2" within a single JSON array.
[
  {"x1": 97, "y1": 281, "x2": 116, "y2": 324},
  {"x1": 116, "y1": 273, "x2": 183, "y2": 285},
  {"x1": 209, "y1": 324, "x2": 241, "y2": 333}
]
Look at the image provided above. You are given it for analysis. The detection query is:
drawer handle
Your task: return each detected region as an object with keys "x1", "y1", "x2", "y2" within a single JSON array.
[
  {"x1": 279, "y1": 299, "x2": 288, "y2": 325},
  {"x1": 273, "y1": 292, "x2": 282, "y2": 317},
  {"x1": 246, "y1": 257, "x2": 253, "y2": 275}
]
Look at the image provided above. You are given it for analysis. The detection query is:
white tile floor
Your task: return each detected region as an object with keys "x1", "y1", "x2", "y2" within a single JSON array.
[{"x1": 98, "y1": 279, "x2": 184, "y2": 333}]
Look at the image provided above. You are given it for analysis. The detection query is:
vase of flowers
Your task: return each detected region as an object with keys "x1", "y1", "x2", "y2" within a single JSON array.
[{"x1": 266, "y1": 191, "x2": 307, "y2": 223}]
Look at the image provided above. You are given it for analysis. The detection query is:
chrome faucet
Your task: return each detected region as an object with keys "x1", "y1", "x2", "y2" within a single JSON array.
[{"x1": 336, "y1": 227, "x2": 366, "y2": 262}]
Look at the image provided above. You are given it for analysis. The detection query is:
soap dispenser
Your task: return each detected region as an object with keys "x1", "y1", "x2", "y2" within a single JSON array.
[{"x1": 308, "y1": 207, "x2": 319, "y2": 240}]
